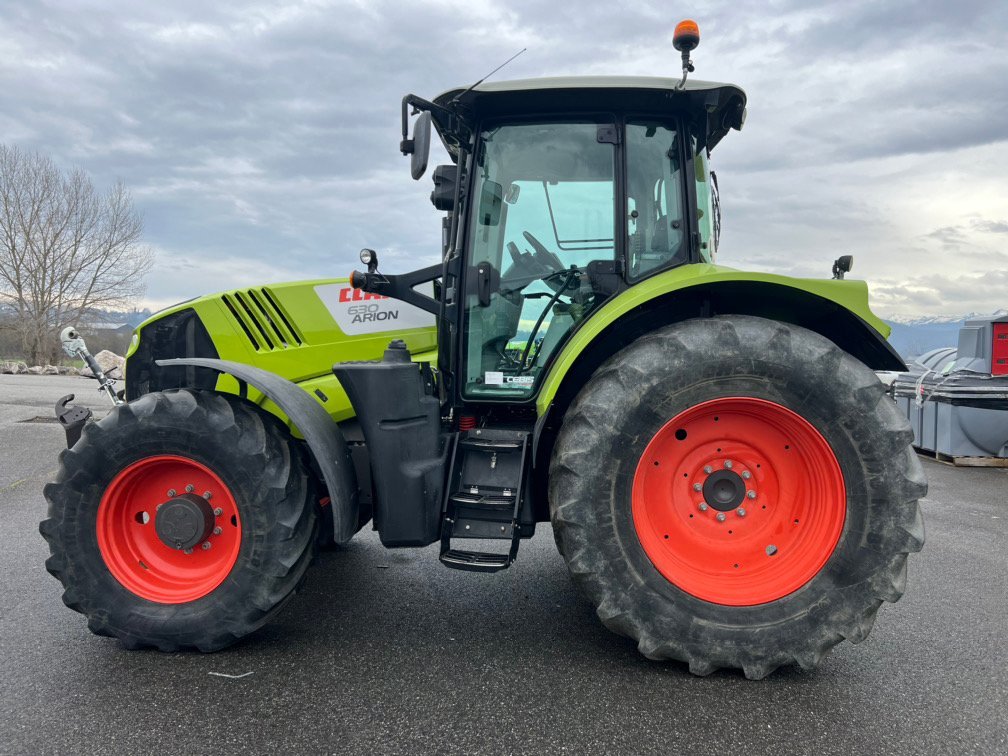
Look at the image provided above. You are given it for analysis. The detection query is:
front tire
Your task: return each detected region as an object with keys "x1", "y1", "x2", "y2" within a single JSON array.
[
  {"x1": 40, "y1": 389, "x2": 318, "y2": 652},
  {"x1": 549, "y1": 316, "x2": 926, "y2": 678}
]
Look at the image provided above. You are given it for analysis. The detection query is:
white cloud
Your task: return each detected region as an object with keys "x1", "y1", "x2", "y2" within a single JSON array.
[{"x1": 0, "y1": 0, "x2": 1005, "y2": 316}]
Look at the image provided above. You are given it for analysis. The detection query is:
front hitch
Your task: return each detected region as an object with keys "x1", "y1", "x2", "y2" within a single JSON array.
[{"x1": 54, "y1": 328, "x2": 124, "y2": 448}]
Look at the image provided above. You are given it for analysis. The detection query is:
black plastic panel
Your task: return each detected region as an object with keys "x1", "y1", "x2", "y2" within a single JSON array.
[{"x1": 125, "y1": 309, "x2": 219, "y2": 400}]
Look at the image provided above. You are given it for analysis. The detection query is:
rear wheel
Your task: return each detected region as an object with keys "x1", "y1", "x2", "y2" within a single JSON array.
[
  {"x1": 41, "y1": 389, "x2": 318, "y2": 651},
  {"x1": 549, "y1": 316, "x2": 926, "y2": 678}
]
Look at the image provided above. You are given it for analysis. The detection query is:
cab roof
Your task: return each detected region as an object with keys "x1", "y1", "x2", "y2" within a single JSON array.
[{"x1": 431, "y1": 76, "x2": 746, "y2": 156}]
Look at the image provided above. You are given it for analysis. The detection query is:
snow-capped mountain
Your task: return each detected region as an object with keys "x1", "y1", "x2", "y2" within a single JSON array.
[
  {"x1": 883, "y1": 309, "x2": 1007, "y2": 357},
  {"x1": 885, "y1": 309, "x2": 1007, "y2": 327}
]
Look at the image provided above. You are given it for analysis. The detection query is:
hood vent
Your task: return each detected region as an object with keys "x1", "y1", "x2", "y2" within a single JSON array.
[{"x1": 222, "y1": 288, "x2": 305, "y2": 351}]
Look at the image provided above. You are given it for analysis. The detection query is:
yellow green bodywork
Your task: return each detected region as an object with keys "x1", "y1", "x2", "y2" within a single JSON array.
[
  {"x1": 127, "y1": 278, "x2": 437, "y2": 431},
  {"x1": 128, "y1": 265, "x2": 889, "y2": 427}
]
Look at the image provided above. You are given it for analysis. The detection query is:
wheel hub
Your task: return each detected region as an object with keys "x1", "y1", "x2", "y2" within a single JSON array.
[
  {"x1": 702, "y1": 469, "x2": 746, "y2": 511},
  {"x1": 155, "y1": 492, "x2": 215, "y2": 550}
]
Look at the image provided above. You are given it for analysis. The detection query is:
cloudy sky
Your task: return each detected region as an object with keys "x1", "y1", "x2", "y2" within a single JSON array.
[{"x1": 1, "y1": 0, "x2": 1006, "y2": 317}]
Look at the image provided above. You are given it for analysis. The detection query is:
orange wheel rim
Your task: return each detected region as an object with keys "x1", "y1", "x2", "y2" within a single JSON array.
[
  {"x1": 632, "y1": 397, "x2": 846, "y2": 605},
  {"x1": 96, "y1": 455, "x2": 242, "y2": 604}
]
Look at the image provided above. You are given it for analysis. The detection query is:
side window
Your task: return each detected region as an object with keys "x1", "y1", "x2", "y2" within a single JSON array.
[
  {"x1": 625, "y1": 122, "x2": 686, "y2": 278},
  {"x1": 694, "y1": 146, "x2": 717, "y2": 261}
]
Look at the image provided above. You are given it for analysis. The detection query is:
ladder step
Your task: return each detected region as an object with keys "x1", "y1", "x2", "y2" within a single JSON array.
[
  {"x1": 457, "y1": 438, "x2": 524, "y2": 451},
  {"x1": 449, "y1": 492, "x2": 514, "y2": 508},
  {"x1": 440, "y1": 429, "x2": 530, "y2": 573},
  {"x1": 439, "y1": 549, "x2": 512, "y2": 573}
]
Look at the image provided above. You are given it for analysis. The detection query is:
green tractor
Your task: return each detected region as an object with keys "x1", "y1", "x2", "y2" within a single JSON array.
[{"x1": 41, "y1": 23, "x2": 925, "y2": 678}]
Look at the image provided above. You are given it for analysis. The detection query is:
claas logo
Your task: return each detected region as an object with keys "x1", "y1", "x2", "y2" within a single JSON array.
[
  {"x1": 338, "y1": 288, "x2": 400, "y2": 324},
  {"x1": 337, "y1": 287, "x2": 389, "y2": 303}
]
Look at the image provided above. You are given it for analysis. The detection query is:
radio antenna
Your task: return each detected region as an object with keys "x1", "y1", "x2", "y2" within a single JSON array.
[{"x1": 451, "y1": 48, "x2": 527, "y2": 104}]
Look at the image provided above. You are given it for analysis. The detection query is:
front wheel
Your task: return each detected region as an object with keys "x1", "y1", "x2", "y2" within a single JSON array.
[
  {"x1": 549, "y1": 316, "x2": 926, "y2": 678},
  {"x1": 40, "y1": 389, "x2": 318, "y2": 651}
]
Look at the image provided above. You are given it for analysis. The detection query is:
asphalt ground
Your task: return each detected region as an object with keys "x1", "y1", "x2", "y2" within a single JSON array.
[{"x1": 1, "y1": 374, "x2": 1006, "y2": 755}]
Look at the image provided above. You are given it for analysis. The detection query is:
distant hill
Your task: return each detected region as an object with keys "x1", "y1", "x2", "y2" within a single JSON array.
[{"x1": 884, "y1": 309, "x2": 1007, "y2": 358}]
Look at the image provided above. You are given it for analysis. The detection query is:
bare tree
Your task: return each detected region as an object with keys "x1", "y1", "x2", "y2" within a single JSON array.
[{"x1": 0, "y1": 145, "x2": 153, "y2": 365}]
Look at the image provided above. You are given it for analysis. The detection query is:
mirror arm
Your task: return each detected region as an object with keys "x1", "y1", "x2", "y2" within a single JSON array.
[
  {"x1": 400, "y1": 94, "x2": 470, "y2": 152},
  {"x1": 351, "y1": 263, "x2": 443, "y2": 316}
]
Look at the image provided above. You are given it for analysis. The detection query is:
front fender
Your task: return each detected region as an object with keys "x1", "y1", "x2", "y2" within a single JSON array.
[{"x1": 157, "y1": 358, "x2": 359, "y2": 544}]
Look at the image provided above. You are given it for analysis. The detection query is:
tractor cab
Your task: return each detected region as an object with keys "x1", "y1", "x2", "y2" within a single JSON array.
[
  {"x1": 351, "y1": 75, "x2": 746, "y2": 407},
  {"x1": 430, "y1": 76, "x2": 745, "y2": 403}
]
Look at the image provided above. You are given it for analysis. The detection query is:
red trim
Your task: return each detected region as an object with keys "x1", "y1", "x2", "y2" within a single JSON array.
[
  {"x1": 96, "y1": 455, "x2": 242, "y2": 604},
  {"x1": 631, "y1": 397, "x2": 846, "y2": 606}
]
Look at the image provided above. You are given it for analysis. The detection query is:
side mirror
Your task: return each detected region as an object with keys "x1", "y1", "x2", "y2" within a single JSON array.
[
  {"x1": 404, "y1": 111, "x2": 432, "y2": 181},
  {"x1": 478, "y1": 181, "x2": 503, "y2": 227},
  {"x1": 832, "y1": 255, "x2": 854, "y2": 280}
]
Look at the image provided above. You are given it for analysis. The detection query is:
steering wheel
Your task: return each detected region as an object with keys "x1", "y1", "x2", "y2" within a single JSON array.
[
  {"x1": 503, "y1": 240, "x2": 552, "y2": 291},
  {"x1": 522, "y1": 231, "x2": 564, "y2": 272}
]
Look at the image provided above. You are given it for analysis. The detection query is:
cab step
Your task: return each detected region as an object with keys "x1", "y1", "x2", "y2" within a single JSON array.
[
  {"x1": 439, "y1": 549, "x2": 512, "y2": 573},
  {"x1": 439, "y1": 428, "x2": 530, "y2": 572}
]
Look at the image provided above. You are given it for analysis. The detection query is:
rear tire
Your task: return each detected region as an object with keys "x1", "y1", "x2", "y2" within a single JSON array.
[
  {"x1": 549, "y1": 316, "x2": 926, "y2": 678},
  {"x1": 40, "y1": 389, "x2": 318, "y2": 652}
]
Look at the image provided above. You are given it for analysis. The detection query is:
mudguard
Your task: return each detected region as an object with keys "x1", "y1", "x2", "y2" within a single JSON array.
[{"x1": 156, "y1": 358, "x2": 359, "y2": 544}]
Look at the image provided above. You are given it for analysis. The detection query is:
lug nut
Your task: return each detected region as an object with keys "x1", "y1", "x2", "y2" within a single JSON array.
[
  {"x1": 183, "y1": 547, "x2": 193, "y2": 555},
  {"x1": 213, "y1": 507, "x2": 223, "y2": 516},
  {"x1": 203, "y1": 491, "x2": 212, "y2": 500},
  {"x1": 737, "y1": 508, "x2": 746, "y2": 517},
  {"x1": 716, "y1": 512, "x2": 727, "y2": 522},
  {"x1": 693, "y1": 483, "x2": 702, "y2": 492},
  {"x1": 167, "y1": 489, "x2": 176, "y2": 498},
  {"x1": 202, "y1": 541, "x2": 211, "y2": 550},
  {"x1": 766, "y1": 544, "x2": 778, "y2": 556},
  {"x1": 742, "y1": 471, "x2": 751, "y2": 480},
  {"x1": 185, "y1": 484, "x2": 195, "y2": 493},
  {"x1": 724, "y1": 460, "x2": 733, "y2": 469},
  {"x1": 747, "y1": 490, "x2": 757, "y2": 500},
  {"x1": 703, "y1": 465, "x2": 713, "y2": 474},
  {"x1": 698, "y1": 503, "x2": 709, "y2": 512},
  {"x1": 213, "y1": 526, "x2": 223, "y2": 535}
]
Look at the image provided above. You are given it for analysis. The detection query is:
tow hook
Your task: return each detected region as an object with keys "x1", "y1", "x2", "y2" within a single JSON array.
[{"x1": 55, "y1": 394, "x2": 92, "y2": 448}]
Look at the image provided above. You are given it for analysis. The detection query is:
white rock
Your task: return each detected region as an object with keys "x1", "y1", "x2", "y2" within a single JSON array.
[
  {"x1": 94, "y1": 350, "x2": 125, "y2": 376},
  {"x1": 80, "y1": 350, "x2": 125, "y2": 379},
  {"x1": 26, "y1": 365, "x2": 44, "y2": 375}
]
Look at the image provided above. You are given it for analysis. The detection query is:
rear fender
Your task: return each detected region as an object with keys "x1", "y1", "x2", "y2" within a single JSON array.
[
  {"x1": 537, "y1": 271, "x2": 905, "y2": 416},
  {"x1": 157, "y1": 358, "x2": 359, "y2": 544}
]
